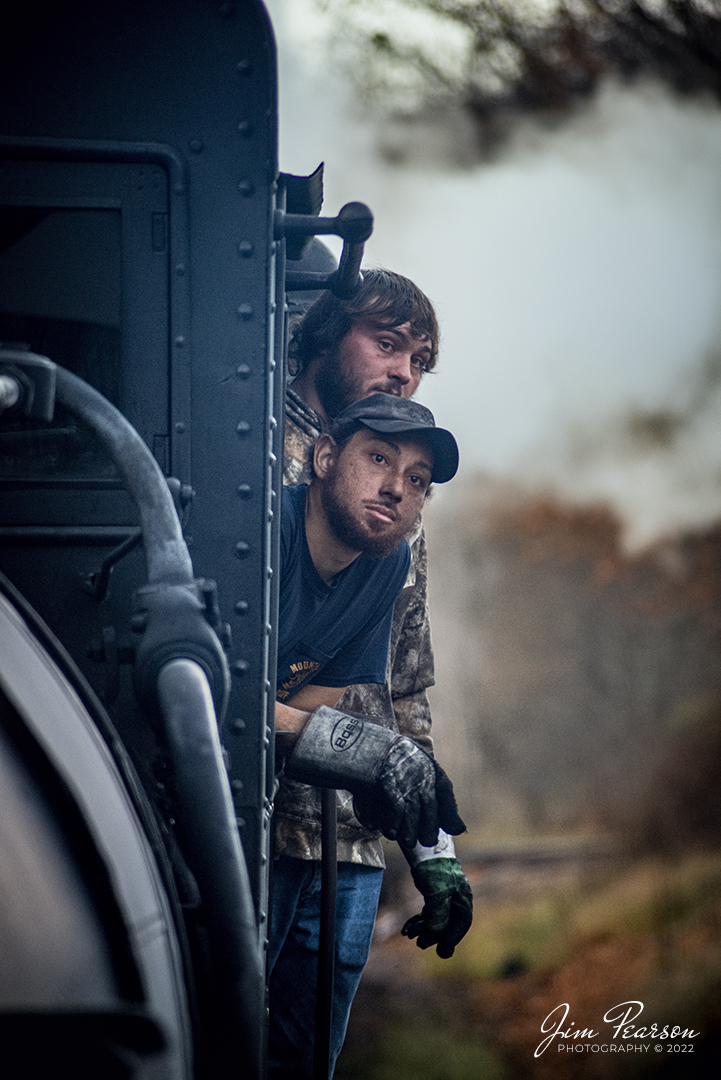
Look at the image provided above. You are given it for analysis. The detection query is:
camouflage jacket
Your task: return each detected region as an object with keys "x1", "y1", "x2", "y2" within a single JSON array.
[{"x1": 274, "y1": 387, "x2": 436, "y2": 867}]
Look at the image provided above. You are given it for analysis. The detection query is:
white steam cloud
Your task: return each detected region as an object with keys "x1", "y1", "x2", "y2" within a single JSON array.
[{"x1": 268, "y1": 0, "x2": 721, "y2": 549}]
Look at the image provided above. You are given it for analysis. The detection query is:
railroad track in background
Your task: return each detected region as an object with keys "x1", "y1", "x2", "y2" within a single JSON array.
[{"x1": 458, "y1": 837, "x2": 626, "y2": 868}]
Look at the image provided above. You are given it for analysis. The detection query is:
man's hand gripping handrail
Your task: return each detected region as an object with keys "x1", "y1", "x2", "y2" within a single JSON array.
[{"x1": 283, "y1": 705, "x2": 466, "y2": 850}]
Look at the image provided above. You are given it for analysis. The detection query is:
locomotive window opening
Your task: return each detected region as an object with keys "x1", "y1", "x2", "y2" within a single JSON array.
[{"x1": 0, "y1": 207, "x2": 122, "y2": 480}]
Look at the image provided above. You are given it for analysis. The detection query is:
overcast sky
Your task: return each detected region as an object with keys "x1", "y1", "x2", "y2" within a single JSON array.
[{"x1": 266, "y1": 0, "x2": 721, "y2": 548}]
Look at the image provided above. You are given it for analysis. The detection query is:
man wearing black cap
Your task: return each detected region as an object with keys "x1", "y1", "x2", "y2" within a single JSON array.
[
  {"x1": 269, "y1": 395, "x2": 472, "y2": 1080},
  {"x1": 284, "y1": 270, "x2": 440, "y2": 779},
  {"x1": 282, "y1": 271, "x2": 452, "y2": 868}
]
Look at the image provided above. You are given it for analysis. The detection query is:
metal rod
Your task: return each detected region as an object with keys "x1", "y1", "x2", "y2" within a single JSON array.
[
  {"x1": 0, "y1": 526, "x2": 140, "y2": 544},
  {"x1": 157, "y1": 659, "x2": 264, "y2": 1077},
  {"x1": 87, "y1": 530, "x2": 143, "y2": 600},
  {"x1": 325, "y1": 241, "x2": 365, "y2": 300},
  {"x1": 278, "y1": 202, "x2": 374, "y2": 300},
  {"x1": 284, "y1": 271, "x2": 332, "y2": 292},
  {"x1": 275, "y1": 203, "x2": 373, "y2": 244},
  {"x1": 314, "y1": 788, "x2": 338, "y2": 1080}
]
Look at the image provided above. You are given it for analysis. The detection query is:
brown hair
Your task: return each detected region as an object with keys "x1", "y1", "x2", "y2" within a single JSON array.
[
  {"x1": 288, "y1": 268, "x2": 439, "y2": 376},
  {"x1": 306, "y1": 417, "x2": 363, "y2": 479}
]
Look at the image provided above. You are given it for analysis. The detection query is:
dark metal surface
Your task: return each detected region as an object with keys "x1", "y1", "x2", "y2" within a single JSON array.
[
  {"x1": 0, "y1": 4, "x2": 378, "y2": 1074},
  {"x1": 0, "y1": 1011, "x2": 166, "y2": 1080},
  {"x1": 52, "y1": 362, "x2": 193, "y2": 586},
  {"x1": 0, "y1": 585, "x2": 193, "y2": 1078},
  {"x1": 0, "y1": 0, "x2": 280, "y2": 927}
]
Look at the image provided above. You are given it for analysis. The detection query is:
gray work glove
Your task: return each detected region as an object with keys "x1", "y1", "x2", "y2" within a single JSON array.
[
  {"x1": 284, "y1": 706, "x2": 466, "y2": 849},
  {"x1": 401, "y1": 833, "x2": 473, "y2": 958}
]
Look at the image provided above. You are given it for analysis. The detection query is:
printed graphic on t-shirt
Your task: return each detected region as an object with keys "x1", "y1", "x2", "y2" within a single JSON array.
[{"x1": 276, "y1": 658, "x2": 321, "y2": 700}]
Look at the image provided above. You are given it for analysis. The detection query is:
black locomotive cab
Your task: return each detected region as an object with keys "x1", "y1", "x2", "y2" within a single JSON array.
[{"x1": 0, "y1": 2, "x2": 373, "y2": 1077}]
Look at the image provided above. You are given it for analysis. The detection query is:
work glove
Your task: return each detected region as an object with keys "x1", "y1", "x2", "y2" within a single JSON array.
[
  {"x1": 401, "y1": 833, "x2": 473, "y2": 958},
  {"x1": 284, "y1": 706, "x2": 466, "y2": 849}
]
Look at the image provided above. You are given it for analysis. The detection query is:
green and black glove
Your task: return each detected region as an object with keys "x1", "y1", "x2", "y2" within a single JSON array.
[{"x1": 401, "y1": 834, "x2": 473, "y2": 959}]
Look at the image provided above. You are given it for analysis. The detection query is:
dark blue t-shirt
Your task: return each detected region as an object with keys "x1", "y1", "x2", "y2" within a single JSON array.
[{"x1": 276, "y1": 485, "x2": 411, "y2": 701}]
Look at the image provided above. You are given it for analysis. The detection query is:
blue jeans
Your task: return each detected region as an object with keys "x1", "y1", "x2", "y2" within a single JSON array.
[{"x1": 267, "y1": 856, "x2": 383, "y2": 1080}]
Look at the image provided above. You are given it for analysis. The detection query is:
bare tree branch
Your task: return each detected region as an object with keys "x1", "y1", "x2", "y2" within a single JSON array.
[{"x1": 317, "y1": 0, "x2": 721, "y2": 156}]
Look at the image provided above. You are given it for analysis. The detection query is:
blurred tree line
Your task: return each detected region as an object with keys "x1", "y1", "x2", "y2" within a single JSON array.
[
  {"x1": 316, "y1": 0, "x2": 721, "y2": 153},
  {"x1": 426, "y1": 483, "x2": 721, "y2": 849}
]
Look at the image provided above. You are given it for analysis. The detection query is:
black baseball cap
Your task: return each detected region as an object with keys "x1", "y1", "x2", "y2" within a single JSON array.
[{"x1": 334, "y1": 393, "x2": 459, "y2": 483}]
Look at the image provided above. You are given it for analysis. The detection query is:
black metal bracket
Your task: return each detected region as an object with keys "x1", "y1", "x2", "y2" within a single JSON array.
[
  {"x1": 82, "y1": 530, "x2": 143, "y2": 601},
  {"x1": 0, "y1": 346, "x2": 56, "y2": 421},
  {"x1": 275, "y1": 202, "x2": 374, "y2": 299}
]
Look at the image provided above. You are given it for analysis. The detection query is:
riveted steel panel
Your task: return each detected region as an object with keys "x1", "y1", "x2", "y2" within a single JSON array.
[{"x1": 0, "y1": 0, "x2": 280, "y2": 940}]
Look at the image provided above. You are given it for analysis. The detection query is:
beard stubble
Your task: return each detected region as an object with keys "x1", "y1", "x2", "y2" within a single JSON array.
[{"x1": 319, "y1": 472, "x2": 404, "y2": 560}]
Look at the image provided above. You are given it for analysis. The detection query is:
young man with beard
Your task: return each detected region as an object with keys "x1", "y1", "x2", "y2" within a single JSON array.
[
  {"x1": 284, "y1": 270, "x2": 439, "y2": 757},
  {"x1": 271, "y1": 394, "x2": 472, "y2": 1080},
  {"x1": 283, "y1": 270, "x2": 466, "y2": 857}
]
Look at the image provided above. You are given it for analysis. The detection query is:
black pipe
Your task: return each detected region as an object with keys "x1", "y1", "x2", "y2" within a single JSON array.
[
  {"x1": 157, "y1": 659, "x2": 264, "y2": 1075},
  {"x1": 325, "y1": 241, "x2": 365, "y2": 300},
  {"x1": 0, "y1": 526, "x2": 139, "y2": 544},
  {"x1": 277, "y1": 202, "x2": 373, "y2": 301},
  {"x1": 87, "y1": 530, "x2": 143, "y2": 601}
]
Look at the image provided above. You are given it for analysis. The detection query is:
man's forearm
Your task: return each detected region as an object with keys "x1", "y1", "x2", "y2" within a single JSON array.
[
  {"x1": 274, "y1": 684, "x2": 349, "y2": 742},
  {"x1": 274, "y1": 701, "x2": 309, "y2": 742}
]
